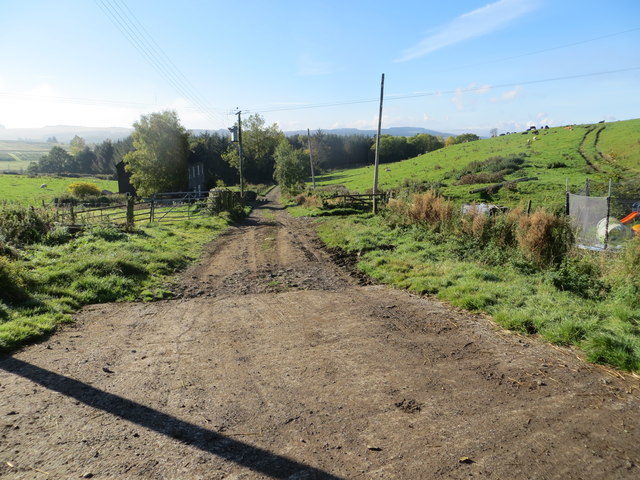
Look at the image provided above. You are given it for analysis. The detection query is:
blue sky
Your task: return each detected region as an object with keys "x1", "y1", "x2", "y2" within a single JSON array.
[{"x1": 1, "y1": 0, "x2": 638, "y2": 135}]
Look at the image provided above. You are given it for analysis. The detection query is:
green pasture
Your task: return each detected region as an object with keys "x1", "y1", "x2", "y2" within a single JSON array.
[
  {"x1": 312, "y1": 119, "x2": 640, "y2": 210},
  {"x1": 0, "y1": 140, "x2": 55, "y2": 172},
  {"x1": 0, "y1": 174, "x2": 118, "y2": 206}
]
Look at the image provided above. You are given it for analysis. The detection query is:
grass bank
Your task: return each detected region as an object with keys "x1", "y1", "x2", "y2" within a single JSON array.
[
  {"x1": 291, "y1": 198, "x2": 640, "y2": 372},
  {"x1": 0, "y1": 215, "x2": 234, "y2": 352}
]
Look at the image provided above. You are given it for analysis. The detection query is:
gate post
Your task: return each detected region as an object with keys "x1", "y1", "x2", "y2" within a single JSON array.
[{"x1": 126, "y1": 196, "x2": 135, "y2": 228}]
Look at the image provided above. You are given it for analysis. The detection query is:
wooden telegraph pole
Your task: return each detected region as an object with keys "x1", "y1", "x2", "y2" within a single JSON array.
[
  {"x1": 307, "y1": 128, "x2": 316, "y2": 191},
  {"x1": 372, "y1": 73, "x2": 385, "y2": 214},
  {"x1": 236, "y1": 110, "x2": 245, "y2": 198}
]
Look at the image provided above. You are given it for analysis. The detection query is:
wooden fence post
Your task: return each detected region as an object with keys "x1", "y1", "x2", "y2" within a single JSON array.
[{"x1": 126, "y1": 196, "x2": 135, "y2": 228}]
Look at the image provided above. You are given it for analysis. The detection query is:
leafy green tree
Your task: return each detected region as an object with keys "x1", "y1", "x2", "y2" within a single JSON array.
[
  {"x1": 69, "y1": 135, "x2": 87, "y2": 156},
  {"x1": 273, "y1": 139, "x2": 307, "y2": 194},
  {"x1": 75, "y1": 146, "x2": 97, "y2": 174},
  {"x1": 93, "y1": 139, "x2": 117, "y2": 175},
  {"x1": 408, "y1": 133, "x2": 444, "y2": 155},
  {"x1": 454, "y1": 133, "x2": 480, "y2": 144},
  {"x1": 123, "y1": 111, "x2": 189, "y2": 196},
  {"x1": 36, "y1": 146, "x2": 74, "y2": 173},
  {"x1": 371, "y1": 135, "x2": 410, "y2": 163},
  {"x1": 222, "y1": 114, "x2": 284, "y2": 184}
]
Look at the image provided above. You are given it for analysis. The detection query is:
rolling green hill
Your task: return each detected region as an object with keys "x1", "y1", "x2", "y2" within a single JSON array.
[
  {"x1": 0, "y1": 140, "x2": 57, "y2": 172},
  {"x1": 313, "y1": 119, "x2": 640, "y2": 211}
]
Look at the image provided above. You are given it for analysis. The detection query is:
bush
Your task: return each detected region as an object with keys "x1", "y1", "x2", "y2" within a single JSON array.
[
  {"x1": 457, "y1": 172, "x2": 504, "y2": 185},
  {"x1": 0, "y1": 256, "x2": 30, "y2": 303},
  {"x1": 407, "y1": 191, "x2": 454, "y2": 229},
  {"x1": 516, "y1": 209, "x2": 574, "y2": 267},
  {"x1": 67, "y1": 182, "x2": 102, "y2": 197},
  {"x1": 0, "y1": 205, "x2": 52, "y2": 245},
  {"x1": 549, "y1": 255, "x2": 607, "y2": 300}
]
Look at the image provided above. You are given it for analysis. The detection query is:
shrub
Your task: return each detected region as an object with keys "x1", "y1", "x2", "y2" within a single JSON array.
[
  {"x1": 0, "y1": 256, "x2": 30, "y2": 303},
  {"x1": 457, "y1": 172, "x2": 504, "y2": 185},
  {"x1": 516, "y1": 209, "x2": 574, "y2": 267},
  {"x1": 407, "y1": 191, "x2": 454, "y2": 229},
  {"x1": 549, "y1": 255, "x2": 607, "y2": 300},
  {"x1": 67, "y1": 182, "x2": 102, "y2": 197},
  {"x1": 547, "y1": 161, "x2": 568, "y2": 169},
  {"x1": 0, "y1": 205, "x2": 52, "y2": 245}
]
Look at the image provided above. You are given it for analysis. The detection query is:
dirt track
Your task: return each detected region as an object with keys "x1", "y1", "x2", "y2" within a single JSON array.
[{"x1": 1, "y1": 190, "x2": 640, "y2": 479}]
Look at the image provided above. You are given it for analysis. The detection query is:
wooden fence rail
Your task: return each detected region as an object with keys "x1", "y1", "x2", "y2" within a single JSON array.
[{"x1": 53, "y1": 189, "x2": 243, "y2": 228}]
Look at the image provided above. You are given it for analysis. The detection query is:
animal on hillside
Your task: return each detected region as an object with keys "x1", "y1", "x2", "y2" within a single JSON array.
[
  {"x1": 40, "y1": 183, "x2": 47, "y2": 188},
  {"x1": 564, "y1": 126, "x2": 573, "y2": 130}
]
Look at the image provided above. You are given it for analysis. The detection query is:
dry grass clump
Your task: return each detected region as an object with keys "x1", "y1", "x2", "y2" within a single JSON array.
[
  {"x1": 457, "y1": 172, "x2": 504, "y2": 185},
  {"x1": 516, "y1": 208, "x2": 574, "y2": 267},
  {"x1": 295, "y1": 193, "x2": 322, "y2": 208},
  {"x1": 407, "y1": 191, "x2": 454, "y2": 229},
  {"x1": 460, "y1": 205, "x2": 489, "y2": 239}
]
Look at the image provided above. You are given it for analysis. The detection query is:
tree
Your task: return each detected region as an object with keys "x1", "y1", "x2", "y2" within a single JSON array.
[
  {"x1": 93, "y1": 139, "x2": 117, "y2": 175},
  {"x1": 490, "y1": 128, "x2": 498, "y2": 138},
  {"x1": 408, "y1": 133, "x2": 444, "y2": 155},
  {"x1": 123, "y1": 111, "x2": 189, "y2": 196},
  {"x1": 35, "y1": 146, "x2": 74, "y2": 173},
  {"x1": 454, "y1": 133, "x2": 480, "y2": 144},
  {"x1": 222, "y1": 114, "x2": 284, "y2": 184},
  {"x1": 75, "y1": 147, "x2": 97, "y2": 174},
  {"x1": 273, "y1": 139, "x2": 307, "y2": 194},
  {"x1": 69, "y1": 135, "x2": 87, "y2": 156},
  {"x1": 371, "y1": 135, "x2": 409, "y2": 163}
]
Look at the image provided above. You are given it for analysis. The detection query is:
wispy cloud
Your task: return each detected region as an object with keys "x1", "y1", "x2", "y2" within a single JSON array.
[
  {"x1": 395, "y1": 0, "x2": 539, "y2": 62},
  {"x1": 452, "y1": 83, "x2": 492, "y2": 111},
  {"x1": 490, "y1": 85, "x2": 523, "y2": 102}
]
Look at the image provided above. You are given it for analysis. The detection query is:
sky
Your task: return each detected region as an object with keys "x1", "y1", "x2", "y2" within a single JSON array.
[{"x1": 1, "y1": 0, "x2": 639, "y2": 135}]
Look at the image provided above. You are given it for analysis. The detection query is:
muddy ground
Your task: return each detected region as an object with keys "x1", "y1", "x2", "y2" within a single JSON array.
[{"x1": 1, "y1": 190, "x2": 640, "y2": 479}]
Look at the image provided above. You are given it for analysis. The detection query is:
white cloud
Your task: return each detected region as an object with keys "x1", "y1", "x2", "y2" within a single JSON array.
[
  {"x1": 395, "y1": 0, "x2": 539, "y2": 62},
  {"x1": 451, "y1": 83, "x2": 492, "y2": 111},
  {"x1": 490, "y1": 85, "x2": 523, "y2": 102}
]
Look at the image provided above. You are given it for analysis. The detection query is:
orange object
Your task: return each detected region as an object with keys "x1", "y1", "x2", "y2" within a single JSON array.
[
  {"x1": 633, "y1": 224, "x2": 640, "y2": 235},
  {"x1": 621, "y1": 211, "x2": 639, "y2": 224}
]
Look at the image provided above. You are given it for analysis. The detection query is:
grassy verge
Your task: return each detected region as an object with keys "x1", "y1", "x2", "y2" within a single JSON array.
[
  {"x1": 311, "y1": 209, "x2": 640, "y2": 372},
  {"x1": 0, "y1": 215, "x2": 234, "y2": 352}
]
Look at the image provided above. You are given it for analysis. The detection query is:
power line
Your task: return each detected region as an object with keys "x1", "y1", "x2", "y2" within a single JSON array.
[
  {"x1": 433, "y1": 27, "x2": 640, "y2": 73},
  {"x1": 94, "y1": 0, "x2": 225, "y2": 128},
  {"x1": 242, "y1": 66, "x2": 640, "y2": 114}
]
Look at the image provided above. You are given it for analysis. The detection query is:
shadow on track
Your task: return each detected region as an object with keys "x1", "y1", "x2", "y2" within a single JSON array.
[{"x1": 0, "y1": 356, "x2": 343, "y2": 479}]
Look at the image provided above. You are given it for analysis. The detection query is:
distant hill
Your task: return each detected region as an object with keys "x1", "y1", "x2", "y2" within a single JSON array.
[
  {"x1": 0, "y1": 124, "x2": 456, "y2": 143},
  {"x1": 0, "y1": 125, "x2": 133, "y2": 143},
  {"x1": 285, "y1": 127, "x2": 455, "y2": 138}
]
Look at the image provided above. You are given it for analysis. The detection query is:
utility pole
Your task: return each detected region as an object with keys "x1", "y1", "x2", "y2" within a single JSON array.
[
  {"x1": 236, "y1": 110, "x2": 245, "y2": 198},
  {"x1": 372, "y1": 73, "x2": 385, "y2": 214},
  {"x1": 307, "y1": 128, "x2": 316, "y2": 191}
]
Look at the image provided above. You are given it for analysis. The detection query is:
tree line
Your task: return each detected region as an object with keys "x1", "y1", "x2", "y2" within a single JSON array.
[{"x1": 27, "y1": 110, "x2": 479, "y2": 195}]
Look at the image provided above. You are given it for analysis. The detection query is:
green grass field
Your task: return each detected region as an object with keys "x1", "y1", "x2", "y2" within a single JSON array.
[
  {"x1": 0, "y1": 140, "x2": 56, "y2": 172},
  {"x1": 0, "y1": 174, "x2": 118, "y2": 206},
  {"x1": 312, "y1": 119, "x2": 640, "y2": 210}
]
